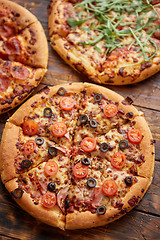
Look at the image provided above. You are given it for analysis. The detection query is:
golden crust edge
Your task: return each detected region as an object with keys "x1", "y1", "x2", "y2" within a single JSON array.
[{"x1": 5, "y1": 178, "x2": 65, "y2": 230}]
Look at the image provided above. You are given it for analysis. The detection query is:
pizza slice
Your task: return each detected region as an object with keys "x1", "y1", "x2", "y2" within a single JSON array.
[
  {"x1": 0, "y1": 21, "x2": 48, "y2": 69},
  {"x1": 0, "y1": 59, "x2": 46, "y2": 114},
  {"x1": 0, "y1": 0, "x2": 38, "y2": 41}
]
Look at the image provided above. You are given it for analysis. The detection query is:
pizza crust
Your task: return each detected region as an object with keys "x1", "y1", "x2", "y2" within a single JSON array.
[
  {"x1": 66, "y1": 176, "x2": 150, "y2": 229},
  {"x1": 5, "y1": 178, "x2": 65, "y2": 230}
]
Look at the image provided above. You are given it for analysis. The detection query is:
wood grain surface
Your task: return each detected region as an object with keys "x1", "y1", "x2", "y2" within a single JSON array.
[{"x1": 0, "y1": 0, "x2": 160, "y2": 239}]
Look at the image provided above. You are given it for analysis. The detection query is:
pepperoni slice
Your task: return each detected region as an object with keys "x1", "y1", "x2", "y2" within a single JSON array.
[
  {"x1": 0, "y1": 73, "x2": 11, "y2": 92},
  {"x1": 22, "y1": 120, "x2": 38, "y2": 136},
  {"x1": 111, "y1": 152, "x2": 126, "y2": 169},
  {"x1": 51, "y1": 122, "x2": 67, "y2": 137},
  {"x1": 73, "y1": 162, "x2": 88, "y2": 179},
  {"x1": 127, "y1": 129, "x2": 142, "y2": 144},
  {"x1": 24, "y1": 140, "x2": 36, "y2": 155},
  {"x1": 0, "y1": 24, "x2": 16, "y2": 40},
  {"x1": 11, "y1": 66, "x2": 30, "y2": 80},
  {"x1": 44, "y1": 161, "x2": 59, "y2": 176},
  {"x1": 2, "y1": 38, "x2": 21, "y2": 56},
  {"x1": 59, "y1": 97, "x2": 75, "y2": 111},
  {"x1": 41, "y1": 192, "x2": 56, "y2": 208},
  {"x1": 103, "y1": 104, "x2": 118, "y2": 118},
  {"x1": 81, "y1": 137, "x2": 96, "y2": 152},
  {"x1": 102, "y1": 180, "x2": 118, "y2": 196}
]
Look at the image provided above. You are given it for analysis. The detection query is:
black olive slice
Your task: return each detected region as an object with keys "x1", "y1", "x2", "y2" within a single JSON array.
[
  {"x1": 89, "y1": 119, "x2": 98, "y2": 128},
  {"x1": 21, "y1": 159, "x2": 31, "y2": 169},
  {"x1": 100, "y1": 143, "x2": 109, "y2": 152},
  {"x1": 97, "y1": 205, "x2": 106, "y2": 215},
  {"x1": 35, "y1": 137, "x2": 44, "y2": 146},
  {"x1": 57, "y1": 87, "x2": 66, "y2": 96},
  {"x1": 87, "y1": 178, "x2": 97, "y2": 188},
  {"x1": 81, "y1": 158, "x2": 90, "y2": 166},
  {"x1": 44, "y1": 107, "x2": 52, "y2": 117},
  {"x1": 125, "y1": 176, "x2": 133, "y2": 186},
  {"x1": 79, "y1": 114, "x2": 88, "y2": 124},
  {"x1": 47, "y1": 182, "x2": 56, "y2": 192},
  {"x1": 119, "y1": 140, "x2": 128, "y2": 149},
  {"x1": 65, "y1": 199, "x2": 70, "y2": 209},
  {"x1": 13, "y1": 188, "x2": 24, "y2": 199},
  {"x1": 48, "y1": 147, "x2": 58, "y2": 157},
  {"x1": 94, "y1": 93, "x2": 102, "y2": 102}
]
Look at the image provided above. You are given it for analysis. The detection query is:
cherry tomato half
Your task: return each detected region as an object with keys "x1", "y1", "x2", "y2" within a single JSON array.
[
  {"x1": 80, "y1": 137, "x2": 96, "y2": 152},
  {"x1": 44, "y1": 161, "x2": 59, "y2": 176},
  {"x1": 51, "y1": 122, "x2": 67, "y2": 137},
  {"x1": 102, "y1": 180, "x2": 118, "y2": 196},
  {"x1": 103, "y1": 104, "x2": 118, "y2": 118},
  {"x1": 73, "y1": 162, "x2": 88, "y2": 179},
  {"x1": 41, "y1": 192, "x2": 56, "y2": 208},
  {"x1": 59, "y1": 97, "x2": 75, "y2": 111},
  {"x1": 127, "y1": 129, "x2": 142, "y2": 144},
  {"x1": 24, "y1": 140, "x2": 36, "y2": 155},
  {"x1": 22, "y1": 119, "x2": 38, "y2": 136},
  {"x1": 111, "y1": 152, "x2": 126, "y2": 169}
]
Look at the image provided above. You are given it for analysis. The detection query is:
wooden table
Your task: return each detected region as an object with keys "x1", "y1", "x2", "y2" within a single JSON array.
[{"x1": 0, "y1": 1, "x2": 160, "y2": 239}]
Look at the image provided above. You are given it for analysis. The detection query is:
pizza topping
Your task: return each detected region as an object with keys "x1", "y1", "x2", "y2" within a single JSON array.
[
  {"x1": 94, "y1": 93, "x2": 102, "y2": 102},
  {"x1": 11, "y1": 66, "x2": 30, "y2": 80},
  {"x1": 51, "y1": 122, "x2": 67, "y2": 137},
  {"x1": 57, "y1": 187, "x2": 69, "y2": 213},
  {"x1": 47, "y1": 182, "x2": 56, "y2": 192},
  {"x1": 100, "y1": 143, "x2": 109, "y2": 153},
  {"x1": 81, "y1": 158, "x2": 90, "y2": 166},
  {"x1": 81, "y1": 137, "x2": 96, "y2": 152},
  {"x1": 125, "y1": 176, "x2": 133, "y2": 186},
  {"x1": 21, "y1": 159, "x2": 31, "y2": 169},
  {"x1": 44, "y1": 161, "x2": 59, "y2": 176},
  {"x1": 48, "y1": 146, "x2": 58, "y2": 157},
  {"x1": 59, "y1": 97, "x2": 75, "y2": 111},
  {"x1": 122, "y1": 97, "x2": 133, "y2": 105},
  {"x1": 44, "y1": 107, "x2": 52, "y2": 117},
  {"x1": 41, "y1": 192, "x2": 56, "y2": 208},
  {"x1": 24, "y1": 140, "x2": 36, "y2": 155},
  {"x1": 102, "y1": 180, "x2": 118, "y2": 196},
  {"x1": 3, "y1": 38, "x2": 21, "y2": 56},
  {"x1": 79, "y1": 114, "x2": 88, "y2": 124},
  {"x1": 127, "y1": 129, "x2": 143, "y2": 144},
  {"x1": 65, "y1": 199, "x2": 70, "y2": 210},
  {"x1": 35, "y1": 137, "x2": 44, "y2": 146},
  {"x1": 89, "y1": 119, "x2": 98, "y2": 128},
  {"x1": 12, "y1": 188, "x2": 24, "y2": 199},
  {"x1": 22, "y1": 120, "x2": 38, "y2": 136},
  {"x1": 73, "y1": 162, "x2": 88, "y2": 179},
  {"x1": 92, "y1": 187, "x2": 104, "y2": 208},
  {"x1": 87, "y1": 178, "x2": 97, "y2": 188},
  {"x1": 103, "y1": 104, "x2": 118, "y2": 118},
  {"x1": 57, "y1": 87, "x2": 66, "y2": 96},
  {"x1": 0, "y1": 74, "x2": 11, "y2": 92},
  {"x1": 111, "y1": 152, "x2": 126, "y2": 169},
  {"x1": 96, "y1": 205, "x2": 106, "y2": 215},
  {"x1": 0, "y1": 24, "x2": 16, "y2": 40},
  {"x1": 119, "y1": 140, "x2": 128, "y2": 150}
]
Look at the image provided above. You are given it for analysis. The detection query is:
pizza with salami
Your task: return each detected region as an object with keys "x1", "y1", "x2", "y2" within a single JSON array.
[
  {"x1": 49, "y1": 0, "x2": 160, "y2": 85},
  {"x1": 0, "y1": 82, "x2": 154, "y2": 230},
  {"x1": 0, "y1": 0, "x2": 48, "y2": 114}
]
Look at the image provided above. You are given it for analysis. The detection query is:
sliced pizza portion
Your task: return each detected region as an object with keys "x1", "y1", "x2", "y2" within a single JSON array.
[
  {"x1": 0, "y1": 58, "x2": 46, "y2": 114},
  {"x1": 0, "y1": 21, "x2": 48, "y2": 69},
  {"x1": 4, "y1": 153, "x2": 70, "y2": 230},
  {"x1": 0, "y1": 0, "x2": 38, "y2": 41},
  {"x1": 8, "y1": 83, "x2": 84, "y2": 149}
]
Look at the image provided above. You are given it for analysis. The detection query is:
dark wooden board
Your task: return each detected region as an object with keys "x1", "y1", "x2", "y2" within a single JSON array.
[{"x1": 0, "y1": 0, "x2": 160, "y2": 239}]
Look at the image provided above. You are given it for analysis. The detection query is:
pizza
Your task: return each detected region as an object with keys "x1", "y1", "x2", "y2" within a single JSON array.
[
  {"x1": 48, "y1": 0, "x2": 160, "y2": 85},
  {"x1": 0, "y1": 0, "x2": 48, "y2": 114},
  {"x1": 0, "y1": 82, "x2": 154, "y2": 230}
]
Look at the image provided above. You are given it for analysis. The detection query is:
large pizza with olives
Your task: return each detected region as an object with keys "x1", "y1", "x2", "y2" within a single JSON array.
[
  {"x1": 0, "y1": 83, "x2": 154, "y2": 230},
  {"x1": 0, "y1": 0, "x2": 48, "y2": 114},
  {"x1": 49, "y1": 0, "x2": 160, "y2": 85}
]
